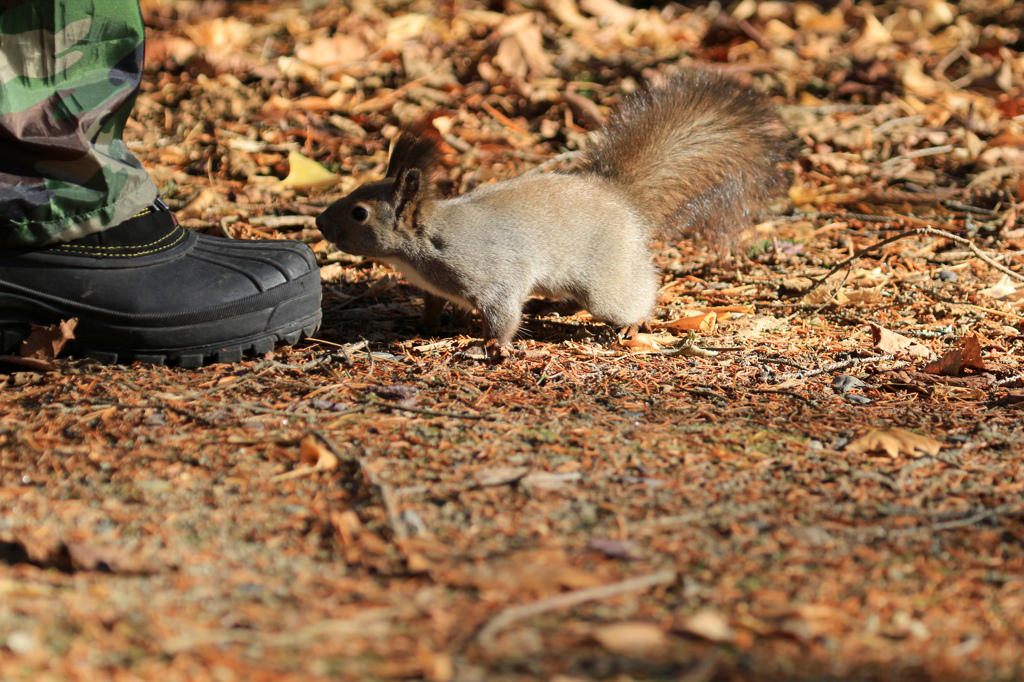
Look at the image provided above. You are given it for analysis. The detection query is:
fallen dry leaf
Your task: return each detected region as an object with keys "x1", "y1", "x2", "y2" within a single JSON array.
[
  {"x1": 275, "y1": 151, "x2": 338, "y2": 191},
  {"x1": 846, "y1": 428, "x2": 944, "y2": 459},
  {"x1": 295, "y1": 34, "x2": 368, "y2": 69},
  {"x1": 20, "y1": 318, "x2": 77, "y2": 361},
  {"x1": 446, "y1": 548, "x2": 602, "y2": 594},
  {"x1": 617, "y1": 333, "x2": 661, "y2": 351},
  {"x1": 677, "y1": 609, "x2": 735, "y2": 643},
  {"x1": 176, "y1": 187, "x2": 223, "y2": 220},
  {"x1": 978, "y1": 275, "x2": 1022, "y2": 301},
  {"x1": 271, "y1": 435, "x2": 340, "y2": 481},
  {"x1": 870, "y1": 323, "x2": 938, "y2": 361},
  {"x1": 659, "y1": 312, "x2": 717, "y2": 331},
  {"x1": 298, "y1": 435, "x2": 340, "y2": 470},
  {"x1": 591, "y1": 621, "x2": 666, "y2": 654},
  {"x1": 923, "y1": 334, "x2": 986, "y2": 376},
  {"x1": 473, "y1": 466, "x2": 530, "y2": 487}
]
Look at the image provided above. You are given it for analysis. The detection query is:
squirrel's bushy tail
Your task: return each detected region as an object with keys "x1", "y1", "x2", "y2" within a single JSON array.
[{"x1": 575, "y1": 68, "x2": 789, "y2": 246}]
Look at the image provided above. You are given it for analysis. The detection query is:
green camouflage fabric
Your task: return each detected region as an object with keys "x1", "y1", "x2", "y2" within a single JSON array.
[{"x1": 0, "y1": 0, "x2": 157, "y2": 249}]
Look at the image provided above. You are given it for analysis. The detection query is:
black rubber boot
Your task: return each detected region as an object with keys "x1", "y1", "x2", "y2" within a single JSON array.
[{"x1": 0, "y1": 201, "x2": 322, "y2": 367}]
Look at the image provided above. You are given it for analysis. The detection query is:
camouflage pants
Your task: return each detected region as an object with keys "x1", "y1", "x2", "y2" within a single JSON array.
[{"x1": 0, "y1": 0, "x2": 157, "y2": 249}]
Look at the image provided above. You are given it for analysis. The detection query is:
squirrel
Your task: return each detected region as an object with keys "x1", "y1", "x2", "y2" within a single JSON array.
[{"x1": 316, "y1": 68, "x2": 789, "y2": 356}]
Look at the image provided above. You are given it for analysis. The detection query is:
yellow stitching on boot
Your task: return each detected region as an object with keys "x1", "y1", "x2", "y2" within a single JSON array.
[
  {"x1": 51, "y1": 226, "x2": 188, "y2": 257},
  {"x1": 55, "y1": 224, "x2": 184, "y2": 253}
]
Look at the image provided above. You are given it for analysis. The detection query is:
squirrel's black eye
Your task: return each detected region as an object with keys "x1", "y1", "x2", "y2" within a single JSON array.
[{"x1": 351, "y1": 206, "x2": 369, "y2": 222}]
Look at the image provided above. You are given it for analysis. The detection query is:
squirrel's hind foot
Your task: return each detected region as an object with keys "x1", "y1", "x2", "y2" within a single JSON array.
[{"x1": 618, "y1": 321, "x2": 651, "y2": 339}]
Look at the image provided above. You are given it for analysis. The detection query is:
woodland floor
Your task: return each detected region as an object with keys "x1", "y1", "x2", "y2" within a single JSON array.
[{"x1": 3, "y1": 1, "x2": 1024, "y2": 681}]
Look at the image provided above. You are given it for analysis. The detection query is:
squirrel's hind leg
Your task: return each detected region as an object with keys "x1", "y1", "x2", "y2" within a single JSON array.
[{"x1": 618, "y1": 321, "x2": 652, "y2": 339}]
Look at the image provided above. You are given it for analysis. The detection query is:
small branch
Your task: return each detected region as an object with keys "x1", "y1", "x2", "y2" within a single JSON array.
[
  {"x1": 882, "y1": 144, "x2": 955, "y2": 166},
  {"x1": 803, "y1": 226, "x2": 1024, "y2": 302},
  {"x1": 305, "y1": 429, "x2": 408, "y2": 541},
  {"x1": 476, "y1": 570, "x2": 677, "y2": 648},
  {"x1": 523, "y1": 150, "x2": 581, "y2": 176},
  {"x1": 772, "y1": 354, "x2": 894, "y2": 382},
  {"x1": 889, "y1": 504, "x2": 1018, "y2": 537},
  {"x1": 368, "y1": 398, "x2": 490, "y2": 421},
  {"x1": 748, "y1": 388, "x2": 812, "y2": 404},
  {"x1": 995, "y1": 372, "x2": 1024, "y2": 387},
  {"x1": 248, "y1": 215, "x2": 318, "y2": 229}
]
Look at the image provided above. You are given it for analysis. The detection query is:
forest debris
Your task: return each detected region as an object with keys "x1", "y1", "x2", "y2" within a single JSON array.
[
  {"x1": 6, "y1": 3, "x2": 1024, "y2": 680},
  {"x1": 846, "y1": 428, "x2": 944, "y2": 459},
  {"x1": 676, "y1": 609, "x2": 736, "y2": 643},
  {"x1": 580, "y1": 0, "x2": 637, "y2": 26},
  {"x1": 473, "y1": 466, "x2": 530, "y2": 487},
  {"x1": 20, "y1": 318, "x2": 77, "y2": 362},
  {"x1": 449, "y1": 548, "x2": 603, "y2": 595},
  {"x1": 477, "y1": 569, "x2": 677, "y2": 648},
  {"x1": 979, "y1": 275, "x2": 1024, "y2": 301},
  {"x1": 923, "y1": 335, "x2": 986, "y2": 376},
  {"x1": 270, "y1": 435, "x2": 340, "y2": 481},
  {"x1": 177, "y1": 187, "x2": 223, "y2": 219},
  {"x1": 0, "y1": 534, "x2": 164, "y2": 574},
  {"x1": 275, "y1": 151, "x2": 337, "y2": 191},
  {"x1": 295, "y1": 34, "x2": 368, "y2": 69},
  {"x1": 585, "y1": 537, "x2": 642, "y2": 560},
  {"x1": 591, "y1": 621, "x2": 666, "y2": 654},
  {"x1": 870, "y1": 323, "x2": 938, "y2": 361},
  {"x1": 658, "y1": 312, "x2": 717, "y2": 331}
]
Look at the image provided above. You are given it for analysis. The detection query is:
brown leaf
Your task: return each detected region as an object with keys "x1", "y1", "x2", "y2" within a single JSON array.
[
  {"x1": 446, "y1": 548, "x2": 602, "y2": 594},
  {"x1": 177, "y1": 187, "x2": 223, "y2": 220},
  {"x1": 271, "y1": 436, "x2": 340, "y2": 482},
  {"x1": 64, "y1": 542, "x2": 160, "y2": 574},
  {"x1": 0, "y1": 355, "x2": 56, "y2": 371},
  {"x1": 295, "y1": 34, "x2": 368, "y2": 69},
  {"x1": 618, "y1": 333, "x2": 661, "y2": 351},
  {"x1": 473, "y1": 466, "x2": 530, "y2": 487},
  {"x1": 923, "y1": 335, "x2": 986, "y2": 376},
  {"x1": 659, "y1": 312, "x2": 717, "y2": 332},
  {"x1": 923, "y1": 348, "x2": 964, "y2": 376},
  {"x1": 846, "y1": 428, "x2": 943, "y2": 459},
  {"x1": 870, "y1": 323, "x2": 937, "y2": 361},
  {"x1": 676, "y1": 609, "x2": 736, "y2": 643},
  {"x1": 298, "y1": 435, "x2": 340, "y2": 471},
  {"x1": 959, "y1": 333, "x2": 986, "y2": 370},
  {"x1": 580, "y1": 0, "x2": 638, "y2": 26},
  {"x1": 20, "y1": 318, "x2": 77, "y2": 361},
  {"x1": 591, "y1": 621, "x2": 666, "y2": 654}
]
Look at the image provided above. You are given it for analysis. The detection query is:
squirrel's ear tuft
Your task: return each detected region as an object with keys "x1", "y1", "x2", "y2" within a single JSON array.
[
  {"x1": 394, "y1": 167, "x2": 422, "y2": 221},
  {"x1": 386, "y1": 120, "x2": 443, "y2": 180}
]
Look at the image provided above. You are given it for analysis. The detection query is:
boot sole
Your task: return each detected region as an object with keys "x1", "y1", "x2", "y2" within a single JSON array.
[
  {"x1": 1, "y1": 312, "x2": 321, "y2": 368},
  {"x1": 1, "y1": 275, "x2": 323, "y2": 368}
]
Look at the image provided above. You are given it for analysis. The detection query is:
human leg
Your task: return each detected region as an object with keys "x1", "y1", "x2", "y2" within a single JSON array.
[{"x1": 0, "y1": 0, "x2": 322, "y2": 366}]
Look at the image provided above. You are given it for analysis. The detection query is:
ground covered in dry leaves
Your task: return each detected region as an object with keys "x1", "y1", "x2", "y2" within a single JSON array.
[{"x1": 3, "y1": 1, "x2": 1024, "y2": 680}]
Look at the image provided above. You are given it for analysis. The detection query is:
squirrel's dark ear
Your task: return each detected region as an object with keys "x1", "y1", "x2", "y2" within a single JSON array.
[{"x1": 393, "y1": 168, "x2": 422, "y2": 221}]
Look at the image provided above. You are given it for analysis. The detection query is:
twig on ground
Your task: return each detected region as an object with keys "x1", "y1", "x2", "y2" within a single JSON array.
[
  {"x1": 162, "y1": 607, "x2": 403, "y2": 655},
  {"x1": 772, "y1": 354, "x2": 895, "y2": 383},
  {"x1": 889, "y1": 503, "x2": 1019, "y2": 537},
  {"x1": 882, "y1": 144, "x2": 955, "y2": 166},
  {"x1": 306, "y1": 429, "x2": 407, "y2": 541},
  {"x1": 368, "y1": 398, "x2": 490, "y2": 420},
  {"x1": 748, "y1": 388, "x2": 812, "y2": 404},
  {"x1": 803, "y1": 226, "x2": 1024, "y2": 303},
  {"x1": 476, "y1": 569, "x2": 677, "y2": 648}
]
